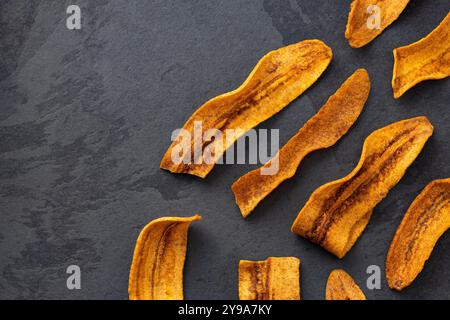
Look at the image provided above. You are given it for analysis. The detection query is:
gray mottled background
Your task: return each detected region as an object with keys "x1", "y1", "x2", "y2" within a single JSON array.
[{"x1": 0, "y1": 0, "x2": 449, "y2": 300}]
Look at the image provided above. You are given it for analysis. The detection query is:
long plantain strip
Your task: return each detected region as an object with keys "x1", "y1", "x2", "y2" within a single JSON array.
[
  {"x1": 392, "y1": 12, "x2": 450, "y2": 98},
  {"x1": 239, "y1": 257, "x2": 300, "y2": 300},
  {"x1": 232, "y1": 69, "x2": 370, "y2": 218},
  {"x1": 386, "y1": 178, "x2": 450, "y2": 291},
  {"x1": 291, "y1": 117, "x2": 433, "y2": 258},
  {"x1": 128, "y1": 215, "x2": 201, "y2": 300},
  {"x1": 326, "y1": 269, "x2": 366, "y2": 300},
  {"x1": 345, "y1": 0, "x2": 410, "y2": 48},
  {"x1": 160, "y1": 40, "x2": 333, "y2": 178}
]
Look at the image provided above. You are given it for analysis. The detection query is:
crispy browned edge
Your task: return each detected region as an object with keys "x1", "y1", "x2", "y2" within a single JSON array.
[
  {"x1": 392, "y1": 12, "x2": 450, "y2": 98},
  {"x1": 386, "y1": 178, "x2": 450, "y2": 291},
  {"x1": 160, "y1": 40, "x2": 332, "y2": 178},
  {"x1": 128, "y1": 215, "x2": 201, "y2": 300},
  {"x1": 326, "y1": 269, "x2": 366, "y2": 300},
  {"x1": 238, "y1": 257, "x2": 300, "y2": 300},
  {"x1": 231, "y1": 69, "x2": 370, "y2": 218},
  {"x1": 345, "y1": 0, "x2": 410, "y2": 48},
  {"x1": 291, "y1": 116, "x2": 434, "y2": 258}
]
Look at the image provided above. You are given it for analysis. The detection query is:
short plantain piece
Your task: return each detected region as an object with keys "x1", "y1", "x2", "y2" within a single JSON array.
[
  {"x1": 386, "y1": 178, "x2": 450, "y2": 291},
  {"x1": 160, "y1": 40, "x2": 333, "y2": 178},
  {"x1": 392, "y1": 12, "x2": 450, "y2": 98},
  {"x1": 239, "y1": 257, "x2": 300, "y2": 300},
  {"x1": 232, "y1": 69, "x2": 370, "y2": 218},
  {"x1": 345, "y1": 0, "x2": 410, "y2": 48},
  {"x1": 326, "y1": 269, "x2": 366, "y2": 300},
  {"x1": 129, "y1": 215, "x2": 201, "y2": 300},
  {"x1": 291, "y1": 117, "x2": 433, "y2": 258}
]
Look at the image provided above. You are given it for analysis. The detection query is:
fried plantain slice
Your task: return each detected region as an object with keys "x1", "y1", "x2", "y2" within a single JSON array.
[
  {"x1": 128, "y1": 215, "x2": 201, "y2": 300},
  {"x1": 239, "y1": 257, "x2": 300, "y2": 300},
  {"x1": 160, "y1": 40, "x2": 333, "y2": 178},
  {"x1": 232, "y1": 69, "x2": 370, "y2": 218},
  {"x1": 326, "y1": 269, "x2": 366, "y2": 300},
  {"x1": 291, "y1": 117, "x2": 433, "y2": 258},
  {"x1": 345, "y1": 0, "x2": 410, "y2": 48},
  {"x1": 386, "y1": 178, "x2": 450, "y2": 291},
  {"x1": 392, "y1": 12, "x2": 450, "y2": 98}
]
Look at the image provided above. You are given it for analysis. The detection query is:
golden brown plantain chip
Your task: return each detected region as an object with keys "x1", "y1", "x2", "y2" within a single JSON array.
[
  {"x1": 345, "y1": 0, "x2": 410, "y2": 48},
  {"x1": 392, "y1": 12, "x2": 450, "y2": 99},
  {"x1": 326, "y1": 269, "x2": 366, "y2": 300},
  {"x1": 291, "y1": 117, "x2": 433, "y2": 258},
  {"x1": 160, "y1": 40, "x2": 333, "y2": 178},
  {"x1": 128, "y1": 215, "x2": 201, "y2": 300},
  {"x1": 231, "y1": 69, "x2": 370, "y2": 218},
  {"x1": 386, "y1": 178, "x2": 450, "y2": 291},
  {"x1": 239, "y1": 257, "x2": 300, "y2": 300}
]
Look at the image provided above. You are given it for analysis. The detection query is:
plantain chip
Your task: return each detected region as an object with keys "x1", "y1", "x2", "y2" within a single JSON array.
[
  {"x1": 345, "y1": 0, "x2": 410, "y2": 48},
  {"x1": 392, "y1": 12, "x2": 450, "y2": 98},
  {"x1": 160, "y1": 40, "x2": 333, "y2": 178},
  {"x1": 386, "y1": 178, "x2": 450, "y2": 291},
  {"x1": 291, "y1": 117, "x2": 433, "y2": 258},
  {"x1": 239, "y1": 257, "x2": 300, "y2": 300},
  {"x1": 232, "y1": 69, "x2": 370, "y2": 218},
  {"x1": 326, "y1": 269, "x2": 366, "y2": 300},
  {"x1": 128, "y1": 215, "x2": 201, "y2": 300}
]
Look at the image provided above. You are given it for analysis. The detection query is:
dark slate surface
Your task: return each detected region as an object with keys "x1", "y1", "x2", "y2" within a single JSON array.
[{"x1": 0, "y1": 0, "x2": 449, "y2": 300}]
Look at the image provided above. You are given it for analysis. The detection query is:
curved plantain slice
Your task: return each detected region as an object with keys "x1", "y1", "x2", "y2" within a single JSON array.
[
  {"x1": 239, "y1": 257, "x2": 300, "y2": 300},
  {"x1": 232, "y1": 69, "x2": 370, "y2": 218},
  {"x1": 128, "y1": 215, "x2": 201, "y2": 300},
  {"x1": 392, "y1": 12, "x2": 450, "y2": 99},
  {"x1": 291, "y1": 117, "x2": 433, "y2": 258},
  {"x1": 326, "y1": 269, "x2": 366, "y2": 300},
  {"x1": 345, "y1": 0, "x2": 410, "y2": 48},
  {"x1": 160, "y1": 40, "x2": 333, "y2": 178},
  {"x1": 386, "y1": 178, "x2": 450, "y2": 291}
]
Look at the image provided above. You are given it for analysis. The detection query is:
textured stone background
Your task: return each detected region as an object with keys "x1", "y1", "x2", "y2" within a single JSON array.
[{"x1": 0, "y1": 0, "x2": 449, "y2": 300}]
